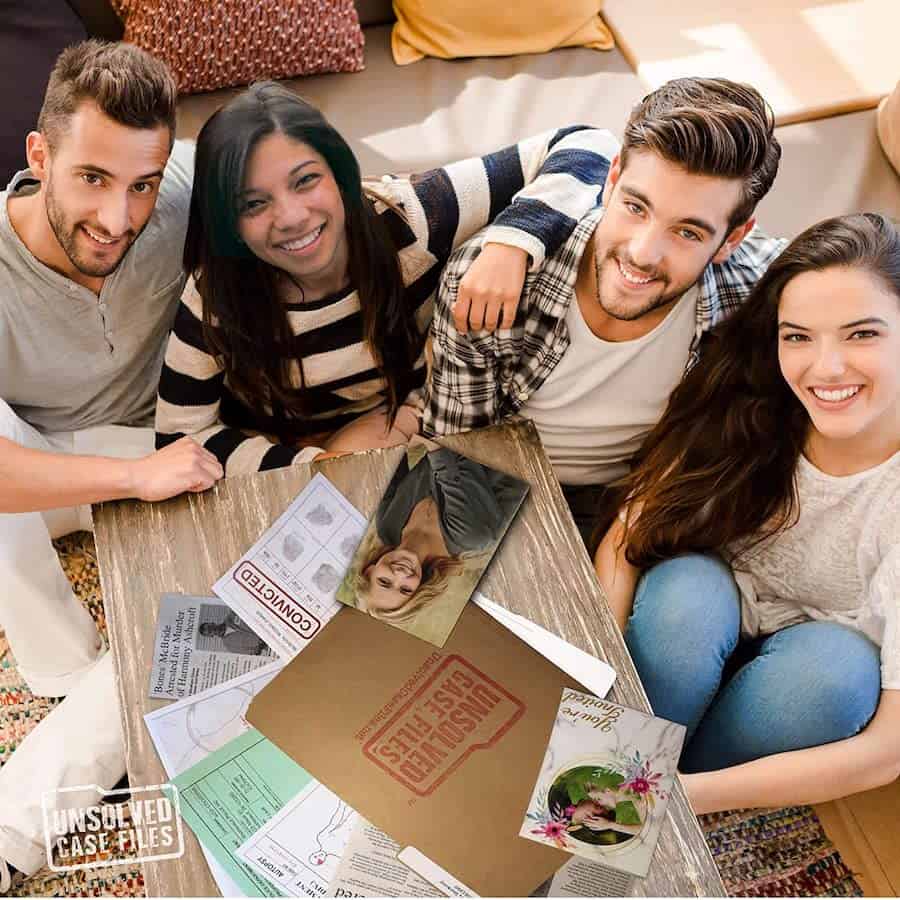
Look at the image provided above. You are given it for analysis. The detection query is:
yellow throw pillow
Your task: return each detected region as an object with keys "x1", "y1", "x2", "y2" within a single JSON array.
[{"x1": 391, "y1": 0, "x2": 614, "y2": 66}]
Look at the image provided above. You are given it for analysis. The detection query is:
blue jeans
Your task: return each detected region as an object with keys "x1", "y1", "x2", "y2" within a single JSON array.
[{"x1": 625, "y1": 554, "x2": 882, "y2": 773}]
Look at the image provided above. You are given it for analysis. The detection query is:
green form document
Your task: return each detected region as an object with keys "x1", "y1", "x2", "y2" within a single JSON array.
[{"x1": 173, "y1": 727, "x2": 313, "y2": 896}]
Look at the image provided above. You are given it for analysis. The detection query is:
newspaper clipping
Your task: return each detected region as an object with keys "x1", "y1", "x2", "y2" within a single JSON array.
[
  {"x1": 326, "y1": 818, "x2": 444, "y2": 898},
  {"x1": 149, "y1": 593, "x2": 276, "y2": 700}
]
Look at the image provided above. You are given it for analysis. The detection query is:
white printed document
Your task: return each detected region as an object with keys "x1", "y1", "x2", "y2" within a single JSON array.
[
  {"x1": 144, "y1": 662, "x2": 285, "y2": 897},
  {"x1": 324, "y1": 818, "x2": 444, "y2": 898},
  {"x1": 236, "y1": 781, "x2": 358, "y2": 897},
  {"x1": 213, "y1": 474, "x2": 367, "y2": 659}
]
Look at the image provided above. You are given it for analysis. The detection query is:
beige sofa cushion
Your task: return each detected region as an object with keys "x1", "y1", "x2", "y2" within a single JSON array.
[
  {"x1": 602, "y1": 0, "x2": 898, "y2": 126},
  {"x1": 175, "y1": 24, "x2": 900, "y2": 239},
  {"x1": 760, "y1": 110, "x2": 900, "y2": 237},
  {"x1": 177, "y1": 24, "x2": 644, "y2": 174}
]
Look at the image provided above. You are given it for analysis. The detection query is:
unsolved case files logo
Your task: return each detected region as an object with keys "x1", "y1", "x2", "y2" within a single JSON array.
[
  {"x1": 42, "y1": 783, "x2": 184, "y2": 872},
  {"x1": 363, "y1": 655, "x2": 525, "y2": 796}
]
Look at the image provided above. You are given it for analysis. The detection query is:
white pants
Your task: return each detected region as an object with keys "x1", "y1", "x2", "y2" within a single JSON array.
[{"x1": 0, "y1": 399, "x2": 152, "y2": 875}]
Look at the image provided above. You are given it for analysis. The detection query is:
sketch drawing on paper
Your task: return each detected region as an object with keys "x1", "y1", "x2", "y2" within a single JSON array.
[{"x1": 308, "y1": 799, "x2": 355, "y2": 867}]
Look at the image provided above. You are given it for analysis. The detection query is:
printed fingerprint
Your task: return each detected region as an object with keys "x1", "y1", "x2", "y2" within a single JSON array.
[
  {"x1": 282, "y1": 532, "x2": 304, "y2": 562},
  {"x1": 340, "y1": 533, "x2": 361, "y2": 559},
  {"x1": 312, "y1": 563, "x2": 340, "y2": 594},
  {"x1": 306, "y1": 504, "x2": 334, "y2": 527}
]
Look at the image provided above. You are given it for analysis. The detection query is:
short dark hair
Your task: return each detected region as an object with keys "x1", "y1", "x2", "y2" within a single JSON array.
[
  {"x1": 621, "y1": 77, "x2": 781, "y2": 231},
  {"x1": 38, "y1": 40, "x2": 177, "y2": 149}
]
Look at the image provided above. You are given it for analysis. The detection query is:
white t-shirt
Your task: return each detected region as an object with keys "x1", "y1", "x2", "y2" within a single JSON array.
[
  {"x1": 732, "y1": 450, "x2": 900, "y2": 690},
  {"x1": 522, "y1": 285, "x2": 698, "y2": 485}
]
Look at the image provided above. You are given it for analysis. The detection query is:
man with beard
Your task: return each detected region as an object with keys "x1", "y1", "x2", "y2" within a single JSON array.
[
  {"x1": 424, "y1": 78, "x2": 787, "y2": 549},
  {"x1": 0, "y1": 41, "x2": 222, "y2": 889}
]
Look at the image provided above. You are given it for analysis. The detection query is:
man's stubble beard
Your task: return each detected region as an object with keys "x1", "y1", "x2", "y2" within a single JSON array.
[
  {"x1": 44, "y1": 174, "x2": 138, "y2": 278},
  {"x1": 593, "y1": 247, "x2": 692, "y2": 323},
  {"x1": 592, "y1": 229, "x2": 731, "y2": 323}
]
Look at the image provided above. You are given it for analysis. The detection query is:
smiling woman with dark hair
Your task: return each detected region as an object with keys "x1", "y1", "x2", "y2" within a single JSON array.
[
  {"x1": 154, "y1": 81, "x2": 615, "y2": 473},
  {"x1": 595, "y1": 213, "x2": 900, "y2": 815}
]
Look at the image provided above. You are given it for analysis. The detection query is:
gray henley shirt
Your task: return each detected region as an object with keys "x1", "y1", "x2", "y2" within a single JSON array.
[{"x1": 0, "y1": 140, "x2": 194, "y2": 433}]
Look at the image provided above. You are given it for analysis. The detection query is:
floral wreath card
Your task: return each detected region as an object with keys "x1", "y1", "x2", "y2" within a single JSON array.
[{"x1": 520, "y1": 689, "x2": 686, "y2": 878}]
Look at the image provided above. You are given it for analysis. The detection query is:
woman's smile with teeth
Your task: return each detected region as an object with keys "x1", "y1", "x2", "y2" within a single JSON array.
[
  {"x1": 810, "y1": 385, "x2": 861, "y2": 402},
  {"x1": 618, "y1": 257, "x2": 655, "y2": 285},
  {"x1": 277, "y1": 224, "x2": 324, "y2": 251}
]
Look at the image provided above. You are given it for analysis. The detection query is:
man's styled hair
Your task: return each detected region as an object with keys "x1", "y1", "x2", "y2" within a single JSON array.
[
  {"x1": 37, "y1": 40, "x2": 177, "y2": 149},
  {"x1": 621, "y1": 77, "x2": 781, "y2": 231}
]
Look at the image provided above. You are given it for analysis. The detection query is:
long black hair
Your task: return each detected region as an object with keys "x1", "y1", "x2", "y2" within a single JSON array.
[
  {"x1": 612, "y1": 213, "x2": 900, "y2": 568},
  {"x1": 184, "y1": 81, "x2": 421, "y2": 432}
]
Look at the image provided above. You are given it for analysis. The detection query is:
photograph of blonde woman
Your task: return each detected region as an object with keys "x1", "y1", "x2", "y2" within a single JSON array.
[{"x1": 337, "y1": 446, "x2": 529, "y2": 645}]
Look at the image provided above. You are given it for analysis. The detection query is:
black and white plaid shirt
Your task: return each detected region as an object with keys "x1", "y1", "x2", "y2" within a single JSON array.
[{"x1": 423, "y1": 204, "x2": 787, "y2": 436}]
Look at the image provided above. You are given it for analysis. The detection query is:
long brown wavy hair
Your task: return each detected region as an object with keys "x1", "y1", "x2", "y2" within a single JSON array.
[
  {"x1": 611, "y1": 213, "x2": 900, "y2": 568},
  {"x1": 183, "y1": 82, "x2": 422, "y2": 434}
]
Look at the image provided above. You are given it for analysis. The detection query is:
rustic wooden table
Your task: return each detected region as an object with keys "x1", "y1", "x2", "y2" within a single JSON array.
[{"x1": 93, "y1": 420, "x2": 725, "y2": 897}]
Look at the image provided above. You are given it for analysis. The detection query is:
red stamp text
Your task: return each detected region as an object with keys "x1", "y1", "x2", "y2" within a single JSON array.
[
  {"x1": 232, "y1": 561, "x2": 320, "y2": 639},
  {"x1": 363, "y1": 655, "x2": 525, "y2": 796}
]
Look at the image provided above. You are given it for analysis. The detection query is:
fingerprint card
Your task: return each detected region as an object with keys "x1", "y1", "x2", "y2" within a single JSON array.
[{"x1": 213, "y1": 474, "x2": 366, "y2": 659}]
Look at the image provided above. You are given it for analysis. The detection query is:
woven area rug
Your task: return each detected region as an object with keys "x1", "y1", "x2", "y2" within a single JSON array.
[
  {"x1": 701, "y1": 808, "x2": 862, "y2": 897},
  {"x1": 0, "y1": 533, "x2": 863, "y2": 897}
]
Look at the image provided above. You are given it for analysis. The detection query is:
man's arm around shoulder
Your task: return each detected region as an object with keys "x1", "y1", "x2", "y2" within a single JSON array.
[{"x1": 423, "y1": 237, "x2": 517, "y2": 437}]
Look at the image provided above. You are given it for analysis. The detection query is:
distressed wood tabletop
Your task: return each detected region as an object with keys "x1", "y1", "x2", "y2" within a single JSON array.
[{"x1": 93, "y1": 420, "x2": 724, "y2": 898}]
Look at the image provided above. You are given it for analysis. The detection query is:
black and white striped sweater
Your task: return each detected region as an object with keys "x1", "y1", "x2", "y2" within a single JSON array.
[{"x1": 154, "y1": 126, "x2": 618, "y2": 475}]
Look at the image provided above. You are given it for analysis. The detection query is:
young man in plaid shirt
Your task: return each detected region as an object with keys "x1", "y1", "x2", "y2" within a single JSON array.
[{"x1": 423, "y1": 78, "x2": 787, "y2": 548}]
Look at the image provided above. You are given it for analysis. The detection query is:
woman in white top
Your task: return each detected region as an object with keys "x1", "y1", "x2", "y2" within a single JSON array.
[{"x1": 595, "y1": 213, "x2": 900, "y2": 813}]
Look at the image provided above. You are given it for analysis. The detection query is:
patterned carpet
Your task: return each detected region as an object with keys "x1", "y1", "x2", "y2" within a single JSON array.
[
  {"x1": 0, "y1": 533, "x2": 863, "y2": 897},
  {"x1": 701, "y1": 808, "x2": 862, "y2": 897}
]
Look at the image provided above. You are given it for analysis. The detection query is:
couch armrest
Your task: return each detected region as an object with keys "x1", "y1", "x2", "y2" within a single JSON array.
[{"x1": 64, "y1": 0, "x2": 123, "y2": 40}]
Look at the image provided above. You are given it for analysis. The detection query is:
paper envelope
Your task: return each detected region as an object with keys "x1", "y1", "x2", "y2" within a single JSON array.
[{"x1": 246, "y1": 603, "x2": 589, "y2": 897}]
